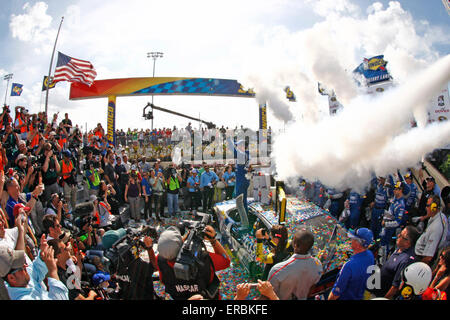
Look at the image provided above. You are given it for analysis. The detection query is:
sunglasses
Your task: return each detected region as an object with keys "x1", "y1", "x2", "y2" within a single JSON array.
[{"x1": 8, "y1": 264, "x2": 27, "y2": 276}]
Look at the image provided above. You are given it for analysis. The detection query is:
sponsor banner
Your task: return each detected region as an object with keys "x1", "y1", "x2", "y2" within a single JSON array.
[
  {"x1": 42, "y1": 76, "x2": 56, "y2": 91},
  {"x1": 428, "y1": 85, "x2": 450, "y2": 123},
  {"x1": 365, "y1": 80, "x2": 394, "y2": 94},
  {"x1": 70, "y1": 77, "x2": 255, "y2": 100},
  {"x1": 107, "y1": 96, "x2": 116, "y2": 146},
  {"x1": 259, "y1": 103, "x2": 267, "y2": 129},
  {"x1": 10, "y1": 83, "x2": 23, "y2": 96},
  {"x1": 328, "y1": 95, "x2": 344, "y2": 115},
  {"x1": 353, "y1": 55, "x2": 392, "y2": 85},
  {"x1": 284, "y1": 86, "x2": 296, "y2": 102}
]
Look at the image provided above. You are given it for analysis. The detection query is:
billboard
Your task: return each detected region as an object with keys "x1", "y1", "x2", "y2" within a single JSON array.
[{"x1": 353, "y1": 55, "x2": 392, "y2": 86}]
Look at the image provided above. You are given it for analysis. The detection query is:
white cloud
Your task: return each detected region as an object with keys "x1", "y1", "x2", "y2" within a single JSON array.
[{"x1": 10, "y1": 2, "x2": 53, "y2": 43}]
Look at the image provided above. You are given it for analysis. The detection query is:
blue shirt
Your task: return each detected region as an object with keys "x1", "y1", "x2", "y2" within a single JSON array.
[
  {"x1": 141, "y1": 177, "x2": 152, "y2": 196},
  {"x1": 384, "y1": 197, "x2": 406, "y2": 229},
  {"x1": 187, "y1": 175, "x2": 200, "y2": 192},
  {"x1": 6, "y1": 251, "x2": 69, "y2": 300},
  {"x1": 223, "y1": 171, "x2": 236, "y2": 187},
  {"x1": 379, "y1": 247, "x2": 415, "y2": 295},
  {"x1": 405, "y1": 182, "x2": 418, "y2": 210},
  {"x1": 348, "y1": 191, "x2": 362, "y2": 212},
  {"x1": 200, "y1": 171, "x2": 219, "y2": 189},
  {"x1": 374, "y1": 183, "x2": 388, "y2": 209},
  {"x1": 331, "y1": 249, "x2": 374, "y2": 300},
  {"x1": 6, "y1": 194, "x2": 31, "y2": 227}
]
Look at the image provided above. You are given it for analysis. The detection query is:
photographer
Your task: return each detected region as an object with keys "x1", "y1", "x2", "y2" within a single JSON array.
[
  {"x1": 59, "y1": 150, "x2": 78, "y2": 210},
  {"x1": 68, "y1": 126, "x2": 82, "y2": 172},
  {"x1": 164, "y1": 163, "x2": 182, "y2": 218},
  {"x1": 44, "y1": 193, "x2": 63, "y2": 223},
  {"x1": 46, "y1": 131, "x2": 62, "y2": 154},
  {"x1": 84, "y1": 160, "x2": 103, "y2": 197},
  {"x1": 156, "y1": 223, "x2": 230, "y2": 300},
  {"x1": 255, "y1": 224, "x2": 293, "y2": 280},
  {"x1": 39, "y1": 143, "x2": 61, "y2": 203},
  {"x1": 0, "y1": 105, "x2": 13, "y2": 129},
  {"x1": 14, "y1": 106, "x2": 28, "y2": 140},
  {"x1": 2, "y1": 123, "x2": 20, "y2": 165}
]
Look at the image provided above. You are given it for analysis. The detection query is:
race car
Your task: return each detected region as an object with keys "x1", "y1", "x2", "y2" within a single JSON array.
[{"x1": 213, "y1": 191, "x2": 353, "y2": 297}]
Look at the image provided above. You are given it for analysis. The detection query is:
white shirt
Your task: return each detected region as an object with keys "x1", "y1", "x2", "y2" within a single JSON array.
[
  {"x1": 1, "y1": 227, "x2": 32, "y2": 265},
  {"x1": 415, "y1": 212, "x2": 448, "y2": 258}
]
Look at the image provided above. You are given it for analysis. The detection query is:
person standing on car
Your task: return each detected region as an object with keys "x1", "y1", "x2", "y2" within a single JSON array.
[
  {"x1": 267, "y1": 229, "x2": 323, "y2": 300},
  {"x1": 328, "y1": 228, "x2": 374, "y2": 300},
  {"x1": 255, "y1": 224, "x2": 293, "y2": 280}
]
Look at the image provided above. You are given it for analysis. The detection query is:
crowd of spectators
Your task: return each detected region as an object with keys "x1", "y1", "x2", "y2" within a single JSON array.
[
  {"x1": 0, "y1": 103, "x2": 448, "y2": 301},
  {"x1": 299, "y1": 168, "x2": 449, "y2": 300}
]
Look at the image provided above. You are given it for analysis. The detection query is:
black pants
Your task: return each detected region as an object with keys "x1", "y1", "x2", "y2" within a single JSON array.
[
  {"x1": 189, "y1": 191, "x2": 201, "y2": 211},
  {"x1": 225, "y1": 186, "x2": 234, "y2": 200},
  {"x1": 202, "y1": 187, "x2": 214, "y2": 212},
  {"x1": 143, "y1": 195, "x2": 153, "y2": 219}
]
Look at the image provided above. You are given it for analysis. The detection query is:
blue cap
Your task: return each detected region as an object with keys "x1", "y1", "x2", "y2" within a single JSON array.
[
  {"x1": 62, "y1": 150, "x2": 72, "y2": 158},
  {"x1": 348, "y1": 228, "x2": 373, "y2": 248},
  {"x1": 92, "y1": 272, "x2": 111, "y2": 286}
]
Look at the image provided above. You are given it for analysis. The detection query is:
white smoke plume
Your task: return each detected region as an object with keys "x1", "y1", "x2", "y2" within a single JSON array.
[
  {"x1": 273, "y1": 55, "x2": 450, "y2": 191},
  {"x1": 247, "y1": 75, "x2": 294, "y2": 123}
]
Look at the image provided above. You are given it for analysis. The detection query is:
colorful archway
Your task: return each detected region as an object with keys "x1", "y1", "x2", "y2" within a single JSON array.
[{"x1": 69, "y1": 77, "x2": 255, "y2": 145}]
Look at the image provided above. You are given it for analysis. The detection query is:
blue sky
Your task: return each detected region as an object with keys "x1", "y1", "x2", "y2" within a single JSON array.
[{"x1": 0, "y1": 0, "x2": 448, "y2": 132}]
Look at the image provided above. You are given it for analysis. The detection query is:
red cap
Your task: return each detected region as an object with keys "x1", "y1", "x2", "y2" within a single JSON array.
[{"x1": 13, "y1": 203, "x2": 31, "y2": 217}]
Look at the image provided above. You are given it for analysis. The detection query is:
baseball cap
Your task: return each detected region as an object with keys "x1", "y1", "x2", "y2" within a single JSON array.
[
  {"x1": 348, "y1": 228, "x2": 373, "y2": 248},
  {"x1": 394, "y1": 181, "x2": 403, "y2": 189},
  {"x1": 102, "y1": 228, "x2": 127, "y2": 250},
  {"x1": 426, "y1": 177, "x2": 435, "y2": 183},
  {"x1": 0, "y1": 246, "x2": 26, "y2": 277},
  {"x1": 62, "y1": 150, "x2": 72, "y2": 158},
  {"x1": 404, "y1": 173, "x2": 412, "y2": 179},
  {"x1": 157, "y1": 226, "x2": 183, "y2": 260},
  {"x1": 131, "y1": 165, "x2": 137, "y2": 171},
  {"x1": 92, "y1": 272, "x2": 111, "y2": 286},
  {"x1": 13, "y1": 203, "x2": 31, "y2": 218},
  {"x1": 15, "y1": 154, "x2": 27, "y2": 163},
  {"x1": 89, "y1": 195, "x2": 97, "y2": 203}
]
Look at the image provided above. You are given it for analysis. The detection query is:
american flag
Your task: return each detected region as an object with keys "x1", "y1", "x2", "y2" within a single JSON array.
[{"x1": 53, "y1": 52, "x2": 97, "y2": 86}]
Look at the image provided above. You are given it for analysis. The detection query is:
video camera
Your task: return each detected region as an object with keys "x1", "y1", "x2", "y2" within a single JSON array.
[
  {"x1": 104, "y1": 226, "x2": 159, "y2": 275},
  {"x1": 173, "y1": 213, "x2": 212, "y2": 282}
]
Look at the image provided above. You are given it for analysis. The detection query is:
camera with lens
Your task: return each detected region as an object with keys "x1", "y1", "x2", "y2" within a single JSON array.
[
  {"x1": 173, "y1": 213, "x2": 212, "y2": 282},
  {"x1": 30, "y1": 155, "x2": 43, "y2": 172}
]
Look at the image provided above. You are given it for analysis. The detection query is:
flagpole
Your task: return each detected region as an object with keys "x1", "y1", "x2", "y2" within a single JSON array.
[{"x1": 45, "y1": 16, "x2": 64, "y2": 116}]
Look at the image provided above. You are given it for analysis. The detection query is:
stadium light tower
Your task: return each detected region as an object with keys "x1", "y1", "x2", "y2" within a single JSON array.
[
  {"x1": 147, "y1": 51, "x2": 164, "y2": 130},
  {"x1": 3, "y1": 73, "x2": 13, "y2": 106}
]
